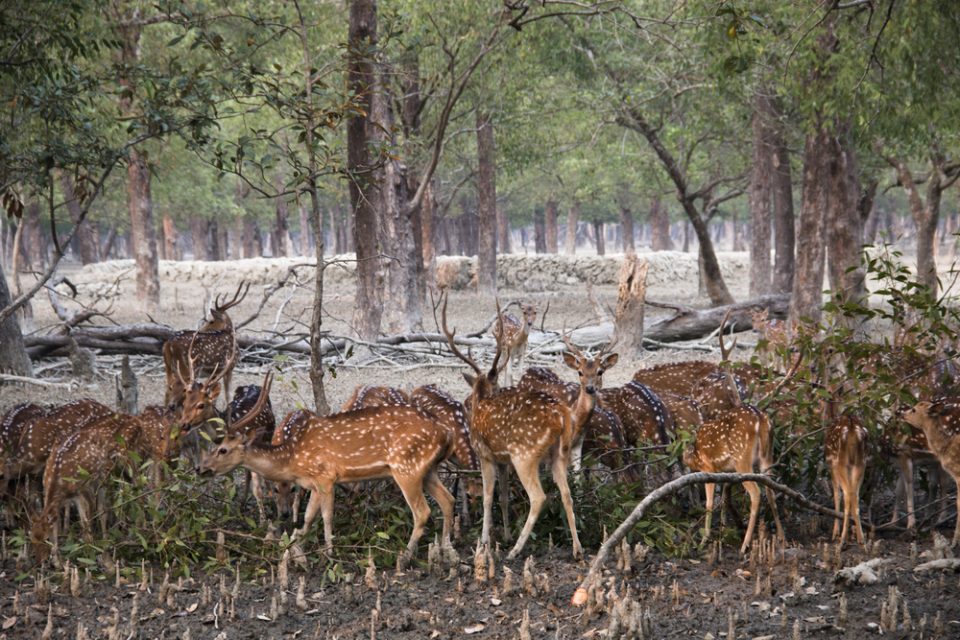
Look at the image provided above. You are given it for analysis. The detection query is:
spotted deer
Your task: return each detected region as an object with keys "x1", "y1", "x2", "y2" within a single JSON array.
[
  {"x1": 824, "y1": 414, "x2": 868, "y2": 546},
  {"x1": 751, "y1": 307, "x2": 793, "y2": 370},
  {"x1": 162, "y1": 281, "x2": 249, "y2": 406},
  {"x1": 492, "y1": 302, "x2": 537, "y2": 386},
  {"x1": 443, "y1": 296, "x2": 611, "y2": 560},
  {"x1": 30, "y1": 403, "x2": 190, "y2": 562},
  {"x1": 901, "y1": 400, "x2": 960, "y2": 546},
  {"x1": 682, "y1": 403, "x2": 784, "y2": 554},
  {"x1": 199, "y1": 373, "x2": 455, "y2": 564},
  {"x1": 410, "y1": 384, "x2": 480, "y2": 487},
  {"x1": 631, "y1": 361, "x2": 721, "y2": 397},
  {"x1": 269, "y1": 408, "x2": 315, "y2": 524},
  {"x1": 221, "y1": 385, "x2": 278, "y2": 524},
  {"x1": 341, "y1": 385, "x2": 410, "y2": 412}
]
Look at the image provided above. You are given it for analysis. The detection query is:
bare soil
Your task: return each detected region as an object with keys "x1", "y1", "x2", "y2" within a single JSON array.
[{"x1": 2, "y1": 257, "x2": 960, "y2": 638}]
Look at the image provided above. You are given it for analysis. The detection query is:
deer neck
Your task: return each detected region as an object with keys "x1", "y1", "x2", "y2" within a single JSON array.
[
  {"x1": 242, "y1": 443, "x2": 297, "y2": 484},
  {"x1": 571, "y1": 385, "x2": 597, "y2": 431}
]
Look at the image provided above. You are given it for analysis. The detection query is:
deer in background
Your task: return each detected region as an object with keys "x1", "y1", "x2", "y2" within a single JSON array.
[
  {"x1": 492, "y1": 302, "x2": 537, "y2": 386},
  {"x1": 444, "y1": 295, "x2": 614, "y2": 559},
  {"x1": 751, "y1": 307, "x2": 794, "y2": 370},
  {"x1": 199, "y1": 373, "x2": 456, "y2": 565},
  {"x1": 162, "y1": 281, "x2": 249, "y2": 406},
  {"x1": 901, "y1": 399, "x2": 960, "y2": 546},
  {"x1": 824, "y1": 412, "x2": 868, "y2": 546},
  {"x1": 682, "y1": 398, "x2": 783, "y2": 555}
]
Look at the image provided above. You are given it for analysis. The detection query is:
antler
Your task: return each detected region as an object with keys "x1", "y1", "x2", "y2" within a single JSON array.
[
  {"x1": 214, "y1": 281, "x2": 251, "y2": 313},
  {"x1": 441, "y1": 292, "x2": 482, "y2": 376},
  {"x1": 176, "y1": 331, "x2": 202, "y2": 389},
  {"x1": 229, "y1": 370, "x2": 274, "y2": 435},
  {"x1": 718, "y1": 309, "x2": 738, "y2": 362}
]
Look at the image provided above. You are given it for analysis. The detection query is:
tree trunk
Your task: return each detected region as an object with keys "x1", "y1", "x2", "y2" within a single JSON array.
[
  {"x1": 771, "y1": 103, "x2": 795, "y2": 295},
  {"x1": 565, "y1": 201, "x2": 580, "y2": 255},
  {"x1": 534, "y1": 206, "x2": 547, "y2": 253},
  {"x1": 0, "y1": 261, "x2": 32, "y2": 375},
  {"x1": 100, "y1": 227, "x2": 117, "y2": 260},
  {"x1": 273, "y1": 171, "x2": 292, "y2": 258},
  {"x1": 242, "y1": 215, "x2": 262, "y2": 258},
  {"x1": 649, "y1": 198, "x2": 673, "y2": 251},
  {"x1": 298, "y1": 200, "x2": 311, "y2": 257},
  {"x1": 593, "y1": 219, "x2": 605, "y2": 256},
  {"x1": 59, "y1": 172, "x2": 99, "y2": 265},
  {"x1": 749, "y1": 93, "x2": 774, "y2": 297},
  {"x1": 190, "y1": 216, "x2": 209, "y2": 261},
  {"x1": 23, "y1": 200, "x2": 43, "y2": 270},
  {"x1": 497, "y1": 206, "x2": 511, "y2": 255},
  {"x1": 348, "y1": 0, "x2": 383, "y2": 340},
  {"x1": 545, "y1": 198, "x2": 558, "y2": 253},
  {"x1": 614, "y1": 255, "x2": 648, "y2": 356},
  {"x1": 118, "y1": 13, "x2": 159, "y2": 306},
  {"x1": 790, "y1": 126, "x2": 831, "y2": 325},
  {"x1": 476, "y1": 110, "x2": 497, "y2": 294},
  {"x1": 209, "y1": 219, "x2": 223, "y2": 261},
  {"x1": 824, "y1": 122, "x2": 865, "y2": 309},
  {"x1": 620, "y1": 206, "x2": 636, "y2": 255},
  {"x1": 162, "y1": 215, "x2": 178, "y2": 261}
]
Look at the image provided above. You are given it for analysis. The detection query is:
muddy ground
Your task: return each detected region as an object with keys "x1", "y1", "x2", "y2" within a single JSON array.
[{"x1": 2, "y1": 254, "x2": 960, "y2": 638}]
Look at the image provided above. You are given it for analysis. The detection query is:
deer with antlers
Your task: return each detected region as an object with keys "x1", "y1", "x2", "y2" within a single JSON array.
[
  {"x1": 492, "y1": 302, "x2": 538, "y2": 387},
  {"x1": 162, "y1": 281, "x2": 249, "y2": 407},
  {"x1": 444, "y1": 295, "x2": 615, "y2": 560},
  {"x1": 198, "y1": 373, "x2": 456, "y2": 564}
]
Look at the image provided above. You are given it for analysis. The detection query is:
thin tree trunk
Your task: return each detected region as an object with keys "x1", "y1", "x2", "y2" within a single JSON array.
[
  {"x1": 497, "y1": 205, "x2": 511, "y2": 254},
  {"x1": 593, "y1": 219, "x2": 605, "y2": 256},
  {"x1": 348, "y1": 0, "x2": 383, "y2": 340},
  {"x1": 771, "y1": 105, "x2": 795, "y2": 295},
  {"x1": 649, "y1": 198, "x2": 673, "y2": 251},
  {"x1": 565, "y1": 201, "x2": 580, "y2": 255},
  {"x1": 209, "y1": 219, "x2": 223, "y2": 261},
  {"x1": 190, "y1": 216, "x2": 209, "y2": 261},
  {"x1": 545, "y1": 198, "x2": 558, "y2": 253},
  {"x1": 23, "y1": 200, "x2": 43, "y2": 270},
  {"x1": 749, "y1": 92, "x2": 774, "y2": 297},
  {"x1": 620, "y1": 206, "x2": 635, "y2": 255},
  {"x1": 298, "y1": 199, "x2": 311, "y2": 257},
  {"x1": 58, "y1": 172, "x2": 99, "y2": 264},
  {"x1": 421, "y1": 182, "x2": 437, "y2": 291},
  {"x1": 273, "y1": 171, "x2": 292, "y2": 258},
  {"x1": 534, "y1": 206, "x2": 547, "y2": 254},
  {"x1": 162, "y1": 215, "x2": 178, "y2": 261},
  {"x1": 101, "y1": 227, "x2": 117, "y2": 260},
  {"x1": 476, "y1": 110, "x2": 497, "y2": 293},
  {"x1": 242, "y1": 215, "x2": 261, "y2": 258}
]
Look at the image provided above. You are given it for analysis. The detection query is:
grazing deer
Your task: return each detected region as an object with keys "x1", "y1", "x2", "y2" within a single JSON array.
[
  {"x1": 444, "y1": 296, "x2": 613, "y2": 560},
  {"x1": 30, "y1": 404, "x2": 189, "y2": 562},
  {"x1": 162, "y1": 281, "x2": 248, "y2": 406},
  {"x1": 199, "y1": 373, "x2": 455, "y2": 563},
  {"x1": 341, "y1": 385, "x2": 410, "y2": 412},
  {"x1": 824, "y1": 415, "x2": 868, "y2": 546},
  {"x1": 901, "y1": 400, "x2": 960, "y2": 546},
  {"x1": 492, "y1": 302, "x2": 537, "y2": 386},
  {"x1": 219, "y1": 385, "x2": 278, "y2": 524},
  {"x1": 682, "y1": 403, "x2": 783, "y2": 554}
]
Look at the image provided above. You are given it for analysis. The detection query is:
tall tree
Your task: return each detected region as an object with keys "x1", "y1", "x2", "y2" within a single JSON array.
[{"x1": 476, "y1": 110, "x2": 498, "y2": 293}]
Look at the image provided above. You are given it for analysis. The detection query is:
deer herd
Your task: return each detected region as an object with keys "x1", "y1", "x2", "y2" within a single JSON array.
[{"x1": 3, "y1": 283, "x2": 960, "y2": 571}]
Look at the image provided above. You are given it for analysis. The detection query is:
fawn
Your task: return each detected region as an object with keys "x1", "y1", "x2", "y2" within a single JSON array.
[{"x1": 492, "y1": 302, "x2": 537, "y2": 386}]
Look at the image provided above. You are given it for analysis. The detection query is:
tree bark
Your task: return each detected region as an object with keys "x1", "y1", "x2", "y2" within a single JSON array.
[
  {"x1": 298, "y1": 200, "x2": 311, "y2": 257},
  {"x1": 545, "y1": 198, "x2": 558, "y2": 253},
  {"x1": 497, "y1": 206, "x2": 511, "y2": 254},
  {"x1": 59, "y1": 172, "x2": 99, "y2": 264},
  {"x1": 648, "y1": 198, "x2": 672, "y2": 251},
  {"x1": 749, "y1": 92, "x2": 774, "y2": 297},
  {"x1": 619, "y1": 205, "x2": 636, "y2": 255},
  {"x1": 23, "y1": 200, "x2": 43, "y2": 270},
  {"x1": 614, "y1": 256, "x2": 648, "y2": 356},
  {"x1": 190, "y1": 216, "x2": 209, "y2": 261},
  {"x1": 771, "y1": 103, "x2": 795, "y2": 295},
  {"x1": 241, "y1": 214, "x2": 262, "y2": 258},
  {"x1": 790, "y1": 126, "x2": 830, "y2": 325},
  {"x1": 593, "y1": 219, "x2": 605, "y2": 256},
  {"x1": 565, "y1": 201, "x2": 580, "y2": 255},
  {"x1": 348, "y1": 0, "x2": 383, "y2": 340},
  {"x1": 533, "y1": 206, "x2": 547, "y2": 253},
  {"x1": 824, "y1": 122, "x2": 865, "y2": 309},
  {"x1": 162, "y1": 215, "x2": 178, "y2": 261},
  {"x1": 118, "y1": 11, "x2": 160, "y2": 306},
  {"x1": 272, "y1": 171, "x2": 292, "y2": 258},
  {"x1": 476, "y1": 110, "x2": 497, "y2": 294},
  {"x1": 0, "y1": 261, "x2": 32, "y2": 375}
]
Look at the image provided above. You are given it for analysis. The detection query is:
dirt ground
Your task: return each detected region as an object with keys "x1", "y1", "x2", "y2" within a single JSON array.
[{"x1": 2, "y1": 255, "x2": 960, "y2": 638}]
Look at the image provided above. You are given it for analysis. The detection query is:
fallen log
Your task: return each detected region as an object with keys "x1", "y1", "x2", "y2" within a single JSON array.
[{"x1": 644, "y1": 294, "x2": 789, "y2": 342}]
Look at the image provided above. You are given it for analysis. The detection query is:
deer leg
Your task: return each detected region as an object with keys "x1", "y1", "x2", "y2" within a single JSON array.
[
  {"x1": 424, "y1": 469, "x2": 455, "y2": 548},
  {"x1": 396, "y1": 474, "x2": 432, "y2": 565},
  {"x1": 550, "y1": 451, "x2": 583, "y2": 560},
  {"x1": 830, "y1": 468, "x2": 842, "y2": 541},
  {"x1": 76, "y1": 493, "x2": 94, "y2": 544},
  {"x1": 479, "y1": 458, "x2": 497, "y2": 548},
  {"x1": 507, "y1": 457, "x2": 547, "y2": 561},
  {"x1": 298, "y1": 486, "x2": 331, "y2": 551},
  {"x1": 850, "y1": 464, "x2": 866, "y2": 546},
  {"x1": 250, "y1": 473, "x2": 267, "y2": 524},
  {"x1": 703, "y1": 482, "x2": 716, "y2": 544},
  {"x1": 497, "y1": 463, "x2": 511, "y2": 542},
  {"x1": 740, "y1": 481, "x2": 761, "y2": 555}
]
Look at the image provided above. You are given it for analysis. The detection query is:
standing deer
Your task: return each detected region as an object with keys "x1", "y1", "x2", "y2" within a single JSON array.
[
  {"x1": 162, "y1": 281, "x2": 249, "y2": 406},
  {"x1": 682, "y1": 403, "x2": 783, "y2": 554},
  {"x1": 901, "y1": 400, "x2": 960, "y2": 546},
  {"x1": 492, "y1": 302, "x2": 537, "y2": 386},
  {"x1": 198, "y1": 373, "x2": 455, "y2": 564},
  {"x1": 444, "y1": 296, "x2": 613, "y2": 559},
  {"x1": 824, "y1": 415, "x2": 868, "y2": 546}
]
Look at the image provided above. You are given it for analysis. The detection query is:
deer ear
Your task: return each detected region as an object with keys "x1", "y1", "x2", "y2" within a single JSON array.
[
  {"x1": 562, "y1": 352, "x2": 579, "y2": 370},
  {"x1": 602, "y1": 353, "x2": 619, "y2": 369},
  {"x1": 462, "y1": 372, "x2": 477, "y2": 387}
]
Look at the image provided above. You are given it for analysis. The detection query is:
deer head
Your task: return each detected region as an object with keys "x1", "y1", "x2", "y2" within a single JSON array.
[
  {"x1": 197, "y1": 371, "x2": 274, "y2": 476},
  {"x1": 561, "y1": 336, "x2": 619, "y2": 397},
  {"x1": 521, "y1": 303, "x2": 537, "y2": 329},
  {"x1": 175, "y1": 332, "x2": 238, "y2": 430},
  {"x1": 442, "y1": 293, "x2": 503, "y2": 412},
  {"x1": 204, "y1": 281, "x2": 250, "y2": 331}
]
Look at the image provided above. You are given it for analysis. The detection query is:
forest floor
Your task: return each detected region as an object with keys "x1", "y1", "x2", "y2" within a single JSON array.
[{"x1": 2, "y1": 254, "x2": 960, "y2": 638}]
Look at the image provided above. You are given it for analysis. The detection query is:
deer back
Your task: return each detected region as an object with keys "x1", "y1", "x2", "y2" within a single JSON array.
[
  {"x1": 659, "y1": 392, "x2": 702, "y2": 435},
  {"x1": 693, "y1": 370, "x2": 748, "y2": 420},
  {"x1": 472, "y1": 389, "x2": 572, "y2": 462},
  {"x1": 825, "y1": 415, "x2": 867, "y2": 470},
  {"x1": 136, "y1": 406, "x2": 186, "y2": 463},
  {"x1": 274, "y1": 409, "x2": 314, "y2": 446},
  {"x1": 631, "y1": 361, "x2": 720, "y2": 397},
  {"x1": 341, "y1": 385, "x2": 410, "y2": 413},
  {"x1": 227, "y1": 384, "x2": 276, "y2": 441},
  {"x1": 902, "y1": 400, "x2": 960, "y2": 464},
  {"x1": 683, "y1": 404, "x2": 770, "y2": 473},
  {"x1": 10, "y1": 399, "x2": 114, "y2": 477},
  {"x1": 517, "y1": 367, "x2": 578, "y2": 405},
  {"x1": 0, "y1": 403, "x2": 48, "y2": 459},
  {"x1": 411, "y1": 384, "x2": 478, "y2": 470},
  {"x1": 598, "y1": 382, "x2": 672, "y2": 446}
]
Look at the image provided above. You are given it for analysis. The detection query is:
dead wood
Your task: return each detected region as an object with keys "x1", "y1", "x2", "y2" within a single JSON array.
[{"x1": 644, "y1": 294, "x2": 789, "y2": 342}]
